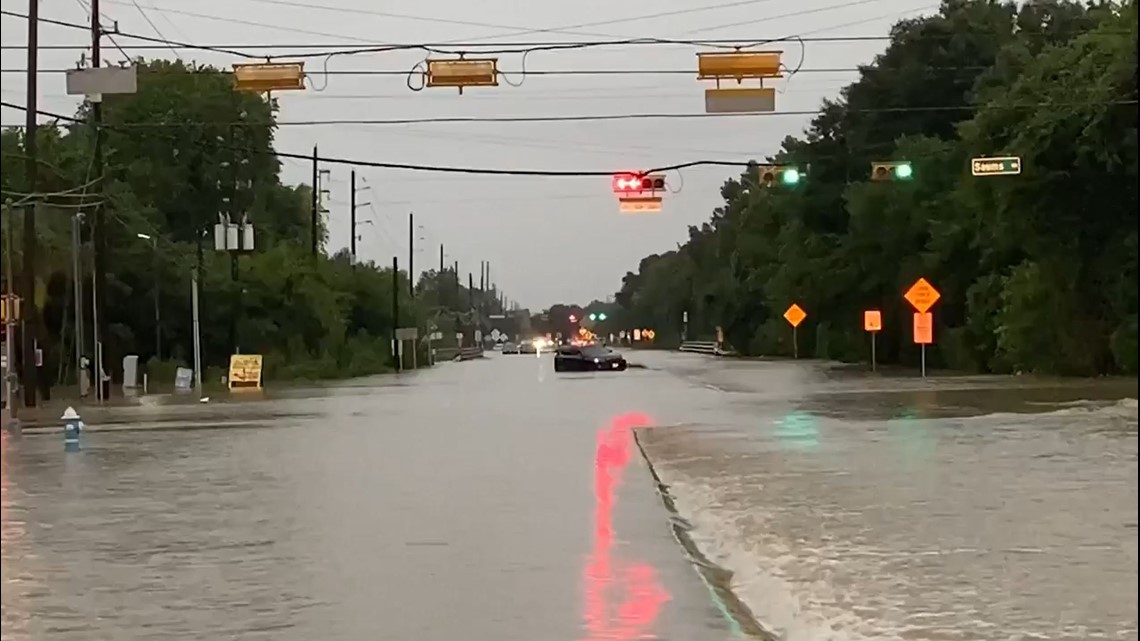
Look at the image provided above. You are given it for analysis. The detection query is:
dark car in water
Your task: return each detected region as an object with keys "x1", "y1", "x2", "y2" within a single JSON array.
[
  {"x1": 554, "y1": 343, "x2": 627, "y2": 372},
  {"x1": 501, "y1": 342, "x2": 519, "y2": 354}
]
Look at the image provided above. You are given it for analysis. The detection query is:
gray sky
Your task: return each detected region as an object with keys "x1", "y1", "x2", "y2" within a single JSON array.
[{"x1": 2, "y1": 0, "x2": 934, "y2": 310}]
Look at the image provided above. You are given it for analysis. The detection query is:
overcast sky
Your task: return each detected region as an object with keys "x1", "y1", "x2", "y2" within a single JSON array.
[{"x1": 2, "y1": 0, "x2": 934, "y2": 310}]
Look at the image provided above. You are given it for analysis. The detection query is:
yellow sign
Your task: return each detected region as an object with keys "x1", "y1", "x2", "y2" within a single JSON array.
[
  {"x1": 228, "y1": 354, "x2": 263, "y2": 390},
  {"x1": 863, "y1": 310, "x2": 882, "y2": 332},
  {"x1": 232, "y1": 62, "x2": 306, "y2": 92},
  {"x1": 904, "y1": 278, "x2": 941, "y2": 313},
  {"x1": 971, "y1": 156, "x2": 1021, "y2": 176},
  {"x1": 913, "y1": 312, "x2": 934, "y2": 345},
  {"x1": 783, "y1": 304, "x2": 806, "y2": 328},
  {"x1": 426, "y1": 58, "x2": 499, "y2": 89},
  {"x1": 618, "y1": 196, "x2": 663, "y2": 214}
]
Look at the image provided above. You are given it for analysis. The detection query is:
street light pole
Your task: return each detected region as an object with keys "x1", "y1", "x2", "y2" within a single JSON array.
[{"x1": 137, "y1": 233, "x2": 159, "y2": 359}]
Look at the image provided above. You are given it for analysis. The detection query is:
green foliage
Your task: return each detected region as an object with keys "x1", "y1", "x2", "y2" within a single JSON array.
[
  {"x1": 615, "y1": 0, "x2": 1137, "y2": 375},
  {"x1": 4, "y1": 59, "x2": 499, "y2": 388}
]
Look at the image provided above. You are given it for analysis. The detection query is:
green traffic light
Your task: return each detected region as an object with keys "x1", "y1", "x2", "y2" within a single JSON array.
[
  {"x1": 782, "y1": 168, "x2": 801, "y2": 185},
  {"x1": 589, "y1": 313, "x2": 597, "y2": 321},
  {"x1": 895, "y1": 163, "x2": 913, "y2": 179},
  {"x1": 598, "y1": 313, "x2": 607, "y2": 321}
]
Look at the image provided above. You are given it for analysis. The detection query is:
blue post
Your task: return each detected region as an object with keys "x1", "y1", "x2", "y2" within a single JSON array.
[{"x1": 62, "y1": 406, "x2": 83, "y2": 452}]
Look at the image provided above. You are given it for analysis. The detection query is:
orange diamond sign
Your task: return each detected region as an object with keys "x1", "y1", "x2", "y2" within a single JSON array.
[
  {"x1": 783, "y1": 303, "x2": 807, "y2": 328},
  {"x1": 904, "y1": 278, "x2": 941, "y2": 313}
]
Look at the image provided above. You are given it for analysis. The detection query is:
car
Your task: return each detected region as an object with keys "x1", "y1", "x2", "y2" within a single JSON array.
[
  {"x1": 554, "y1": 343, "x2": 628, "y2": 372},
  {"x1": 519, "y1": 341, "x2": 537, "y2": 354},
  {"x1": 501, "y1": 342, "x2": 519, "y2": 354}
]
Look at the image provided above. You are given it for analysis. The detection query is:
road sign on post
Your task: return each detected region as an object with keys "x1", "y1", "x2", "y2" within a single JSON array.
[
  {"x1": 783, "y1": 304, "x2": 806, "y2": 359},
  {"x1": 904, "y1": 279, "x2": 939, "y2": 378},
  {"x1": 971, "y1": 156, "x2": 1021, "y2": 177},
  {"x1": 863, "y1": 310, "x2": 882, "y2": 372}
]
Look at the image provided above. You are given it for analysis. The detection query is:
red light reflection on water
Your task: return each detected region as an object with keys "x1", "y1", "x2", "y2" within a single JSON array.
[{"x1": 581, "y1": 412, "x2": 670, "y2": 640}]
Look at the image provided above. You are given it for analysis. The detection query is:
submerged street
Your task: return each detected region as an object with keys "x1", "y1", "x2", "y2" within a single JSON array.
[{"x1": 2, "y1": 353, "x2": 1137, "y2": 641}]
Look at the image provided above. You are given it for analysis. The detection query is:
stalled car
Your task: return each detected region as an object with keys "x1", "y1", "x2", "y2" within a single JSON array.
[
  {"x1": 554, "y1": 343, "x2": 628, "y2": 372},
  {"x1": 501, "y1": 342, "x2": 520, "y2": 354}
]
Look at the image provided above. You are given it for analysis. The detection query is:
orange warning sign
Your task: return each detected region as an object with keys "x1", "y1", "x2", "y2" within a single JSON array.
[
  {"x1": 863, "y1": 310, "x2": 882, "y2": 332},
  {"x1": 904, "y1": 278, "x2": 940, "y2": 313},
  {"x1": 783, "y1": 304, "x2": 807, "y2": 328},
  {"x1": 913, "y1": 312, "x2": 933, "y2": 344}
]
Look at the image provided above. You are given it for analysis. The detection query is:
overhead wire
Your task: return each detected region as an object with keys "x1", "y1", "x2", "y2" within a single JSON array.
[{"x1": 6, "y1": 99, "x2": 1136, "y2": 129}]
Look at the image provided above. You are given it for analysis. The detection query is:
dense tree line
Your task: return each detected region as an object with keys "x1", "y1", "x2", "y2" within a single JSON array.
[
  {"x1": 1, "y1": 60, "x2": 501, "y2": 393},
  {"x1": 613, "y1": 0, "x2": 1137, "y2": 375}
]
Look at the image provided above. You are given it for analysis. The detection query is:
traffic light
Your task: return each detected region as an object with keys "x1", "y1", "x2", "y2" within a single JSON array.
[
  {"x1": 597, "y1": 312, "x2": 607, "y2": 321},
  {"x1": 612, "y1": 173, "x2": 666, "y2": 193},
  {"x1": 758, "y1": 165, "x2": 802, "y2": 187},
  {"x1": 568, "y1": 314, "x2": 578, "y2": 323},
  {"x1": 871, "y1": 161, "x2": 913, "y2": 181},
  {"x1": 588, "y1": 313, "x2": 597, "y2": 321}
]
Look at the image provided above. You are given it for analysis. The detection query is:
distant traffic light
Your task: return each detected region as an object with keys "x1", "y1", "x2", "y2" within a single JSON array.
[
  {"x1": 871, "y1": 161, "x2": 913, "y2": 181},
  {"x1": 588, "y1": 313, "x2": 597, "y2": 321},
  {"x1": 758, "y1": 165, "x2": 802, "y2": 187},
  {"x1": 612, "y1": 173, "x2": 666, "y2": 193},
  {"x1": 569, "y1": 314, "x2": 578, "y2": 323},
  {"x1": 597, "y1": 312, "x2": 607, "y2": 321}
]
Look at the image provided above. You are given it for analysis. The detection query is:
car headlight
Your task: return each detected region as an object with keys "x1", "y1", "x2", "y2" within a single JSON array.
[{"x1": 593, "y1": 358, "x2": 600, "y2": 363}]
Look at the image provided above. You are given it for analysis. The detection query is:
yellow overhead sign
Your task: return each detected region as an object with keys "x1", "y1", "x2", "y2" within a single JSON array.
[
  {"x1": 697, "y1": 51, "x2": 782, "y2": 80},
  {"x1": 232, "y1": 62, "x2": 305, "y2": 92},
  {"x1": 426, "y1": 58, "x2": 499, "y2": 89}
]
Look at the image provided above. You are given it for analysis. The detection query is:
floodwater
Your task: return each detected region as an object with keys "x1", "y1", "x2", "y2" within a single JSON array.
[{"x1": 1, "y1": 351, "x2": 1136, "y2": 640}]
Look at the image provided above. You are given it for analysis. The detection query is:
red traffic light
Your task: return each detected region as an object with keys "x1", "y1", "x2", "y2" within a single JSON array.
[
  {"x1": 569, "y1": 314, "x2": 578, "y2": 322},
  {"x1": 612, "y1": 172, "x2": 665, "y2": 193}
]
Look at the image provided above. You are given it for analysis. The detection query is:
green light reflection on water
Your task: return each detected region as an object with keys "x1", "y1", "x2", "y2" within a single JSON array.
[{"x1": 774, "y1": 411, "x2": 820, "y2": 450}]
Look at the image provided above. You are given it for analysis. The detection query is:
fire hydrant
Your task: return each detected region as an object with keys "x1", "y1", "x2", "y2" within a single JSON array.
[{"x1": 62, "y1": 406, "x2": 84, "y2": 452}]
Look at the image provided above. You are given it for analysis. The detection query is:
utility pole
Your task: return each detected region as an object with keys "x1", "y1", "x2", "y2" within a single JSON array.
[
  {"x1": 4, "y1": 201, "x2": 18, "y2": 421},
  {"x1": 468, "y1": 273, "x2": 474, "y2": 311},
  {"x1": 438, "y1": 243, "x2": 444, "y2": 274},
  {"x1": 310, "y1": 144, "x2": 319, "y2": 254},
  {"x1": 349, "y1": 170, "x2": 356, "y2": 263},
  {"x1": 91, "y1": 0, "x2": 108, "y2": 405},
  {"x1": 71, "y1": 214, "x2": 85, "y2": 393},
  {"x1": 21, "y1": 0, "x2": 40, "y2": 407},
  {"x1": 392, "y1": 256, "x2": 399, "y2": 371},
  {"x1": 407, "y1": 212, "x2": 414, "y2": 298}
]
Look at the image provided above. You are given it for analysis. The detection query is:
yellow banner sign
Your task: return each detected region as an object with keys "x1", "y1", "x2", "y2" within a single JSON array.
[{"x1": 228, "y1": 354, "x2": 263, "y2": 389}]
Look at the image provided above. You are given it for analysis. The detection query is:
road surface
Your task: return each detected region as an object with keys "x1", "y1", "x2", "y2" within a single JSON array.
[{"x1": 2, "y1": 352, "x2": 1136, "y2": 640}]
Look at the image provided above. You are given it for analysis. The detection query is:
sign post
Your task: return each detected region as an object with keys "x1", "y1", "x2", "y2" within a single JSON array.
[
  {"x1": 783, "y1": 304, "x2": 807, "y2": 359},
  {"x1": 863, "y1": 310, "x2": 882, "y2": 372},
  {"x1": 903, "y1": 278, "x2": 941, "y2": 378}
]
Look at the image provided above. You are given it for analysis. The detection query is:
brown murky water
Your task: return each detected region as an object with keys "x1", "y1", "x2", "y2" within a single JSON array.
[
  {"x1": 2, "y1": 352, "x2": 1136, "y2": 640},
  {"x1": 638, "y1": 356, "x2": 1138, "y2": 641}
]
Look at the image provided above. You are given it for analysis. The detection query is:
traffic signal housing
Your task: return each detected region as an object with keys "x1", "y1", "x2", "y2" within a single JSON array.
[
  {"x1": 758, "y1": 165, "x2": 802, "y2": 187},
  {"x1": 870, "y1": 161, "x2": 913, "y2": 182},
  {"x1": 612, "y1": 173, "x2": 666, "y2": 193}
]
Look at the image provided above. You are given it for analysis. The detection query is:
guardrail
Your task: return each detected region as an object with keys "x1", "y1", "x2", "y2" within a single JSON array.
[
  {"x1": 455, "y1": 347, "x2": 485, "y2": 361},
  {"x1": 679, "y1": 341, "x2": 721, "y2": 355}
]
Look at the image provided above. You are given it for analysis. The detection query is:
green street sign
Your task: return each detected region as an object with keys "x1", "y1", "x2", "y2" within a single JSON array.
[{"x1": 971, "y1": 156, "x2": 1022, "y2": 177}]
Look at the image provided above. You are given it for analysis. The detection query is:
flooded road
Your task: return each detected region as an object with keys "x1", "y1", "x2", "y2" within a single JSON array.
[
  {"x1": 1, "y1": 353, "x2": 741, "y2": 641},
  {"x1": 2, "y1": 352, "x2": 1137, "y2": 640}
]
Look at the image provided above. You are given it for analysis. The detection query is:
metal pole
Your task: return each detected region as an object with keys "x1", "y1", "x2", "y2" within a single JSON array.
[
  {"x1": 871, "y1": 332, "x2": 876, "y2": 372},
  {"x1": 438, "y1": 243, "x2": 443, "y2": 274},
  {"x1": 71, "y1": 214, "x2": 84, "y2": 393},
  {"x1": 310, "y1": 145, "x2": 318, "y2": 257},
  {"x1": 21, "y1": 0, "x2": 40, "y2": 407},
  {"x1": 408, "y1": 212, "x2": 414, "y2": 297},
  {"x1": 4, "y1": 203, "x2": 18, "y2": 422},
  {"x1": 350, "y1": 170, "x2": 356, "y2": 264},
  {"x1": 921, "y1": 344, "x2": 926, "y2": 378},
  {"x1": 793, "y1": 326, "x2": 798, "y2": 359},
  {"x1": 191, "y1": 268, "x2": 202, "y2": 396},
  {"x1": 91, "y1": 250, "x2": 101, "y2": 402},
  {"x1": 153, "y1": 236, "x2": 160, "y2": 359},
  {"x1": 392, "y1": 256, "x2": 399, "y2": 372},
  {"x1": 91, "y1": 0, "x2": 108, "y2": 406}
]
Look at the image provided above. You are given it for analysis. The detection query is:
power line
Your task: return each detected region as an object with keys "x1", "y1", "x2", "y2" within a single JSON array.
[
  {"x1": 5, "y1": 99, "x2": 1136, "y2": 129},
  {"x1": 0, "y1": 100, "x2": 754, "y2": 176},
  {"x1": 0, "y1": 66, "x2": 986, "y2": 77}
]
